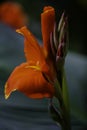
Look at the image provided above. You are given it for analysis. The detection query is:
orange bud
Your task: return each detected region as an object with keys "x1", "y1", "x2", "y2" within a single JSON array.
[{"x1": 41, "y1": 6, "x2": 55, "y2": 57}]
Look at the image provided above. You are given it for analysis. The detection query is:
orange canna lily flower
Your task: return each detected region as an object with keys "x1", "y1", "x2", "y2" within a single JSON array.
[
  {"x1": 0, "y1": 1, "x2": 27, "y2": 29},
  {"x1": 5, "y1": 6, "x2": 56, "y2": 99}
]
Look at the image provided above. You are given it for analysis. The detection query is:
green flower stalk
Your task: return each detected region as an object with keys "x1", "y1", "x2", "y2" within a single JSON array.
[{"x1": 49, "y1": 12, "x2": 71, "y2": 130}]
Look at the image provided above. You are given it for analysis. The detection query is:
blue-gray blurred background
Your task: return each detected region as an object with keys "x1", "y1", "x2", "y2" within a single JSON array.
[{"x1": 0, "y1": 0, "x2": 87, "y2": 130}]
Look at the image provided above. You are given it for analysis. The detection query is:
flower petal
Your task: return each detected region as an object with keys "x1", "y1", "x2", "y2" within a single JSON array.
[
  {"x1": 16, "y1": 26, "x2": 46, "y2": 67},
  {"x1": 16, "y1": 27, "x2": 52, "y2": 79},
  {"x1": 41, "y1": 6, "x2": 55, "y2": 56},
  {"x1": 5, "y1": 62, "x2": 54, "y2": 99}
]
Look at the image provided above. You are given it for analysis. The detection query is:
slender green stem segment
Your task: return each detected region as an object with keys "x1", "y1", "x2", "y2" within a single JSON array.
[{"x1": 54, "y1": 75, "x2": 71, "y2": 130}]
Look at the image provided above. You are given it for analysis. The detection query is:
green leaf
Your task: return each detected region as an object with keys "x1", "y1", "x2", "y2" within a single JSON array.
[
  {"x1": 49, "y1": 101, "x2": 62, "y2": 126},
  {"x1": 62, "y1": 70, "x2": 70, "y2": 113},
  {"x1": 53, "y1": 77, "x2": 71, "y2": 130},
  {"x1": 54, "y1": 79, "x2": 63, "y2": 104}
]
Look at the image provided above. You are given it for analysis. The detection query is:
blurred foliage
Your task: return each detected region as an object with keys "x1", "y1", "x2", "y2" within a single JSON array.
[
  {"x1": 77, "y1": 0, "x2": 87, "y2": 7},
  {"x1": 0, "y1": 67, "x2": 10, "y2": 81}
]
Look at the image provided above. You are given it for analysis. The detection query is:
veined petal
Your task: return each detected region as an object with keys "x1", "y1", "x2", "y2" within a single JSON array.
[
  {"x1": 16, "y1": 26, "x2": 46, "y2": 67},
  {"x1": 41, "y1": 6, "x2": 55, "y2": 56},
  {"x1": 16, "y1": 27, "x2": 53, "y2": 80},
  {"x1": 5, "y1": 62, "x2": 55, "y2": 99}
]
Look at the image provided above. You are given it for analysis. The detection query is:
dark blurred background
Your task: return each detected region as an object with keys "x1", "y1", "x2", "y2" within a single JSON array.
[
  {"x1": 17, "y1": 0, "x2": 87, "y2": 56},
  {"x1": 0, "y1": 0, "x2": 87, "y2": 130}
]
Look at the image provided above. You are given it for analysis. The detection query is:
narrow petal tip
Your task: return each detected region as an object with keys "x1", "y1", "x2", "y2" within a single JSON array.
[
  {"x1": 43, "y1": 6, "x2": 54, "y2": 12},
  {"x1": 4, "y1": 82, "x2": 17, "y2": 99},
  {"x1": 5, "y1": 94, "x2": 9, "y2": 100},
  {"x1": 16, "y1": 26, "x2": 26, "y2": 35},
  {"x1": 4, "y1": 83, "x2": 9, "y2": 99}
]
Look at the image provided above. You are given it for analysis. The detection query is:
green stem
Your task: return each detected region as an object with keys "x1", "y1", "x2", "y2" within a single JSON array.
[{"x1": 54, "y1": 79, "x2": 71, "y2": 130}]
